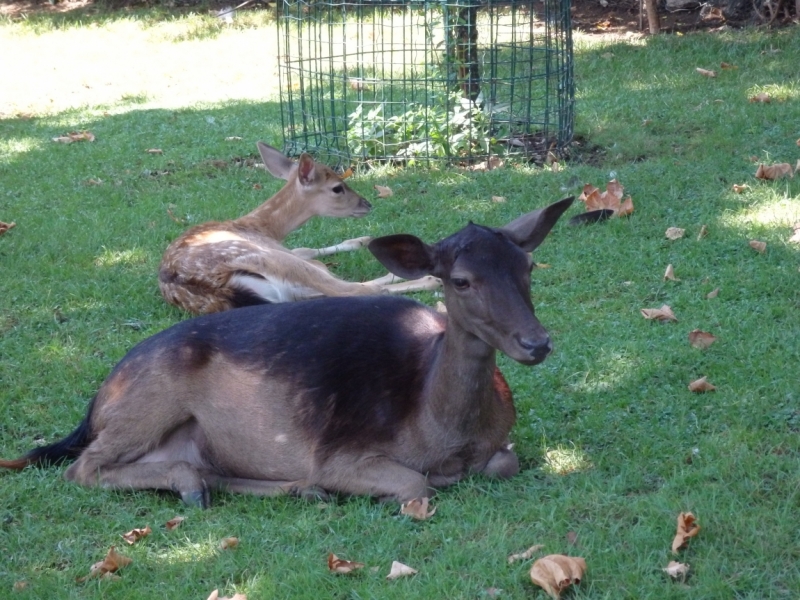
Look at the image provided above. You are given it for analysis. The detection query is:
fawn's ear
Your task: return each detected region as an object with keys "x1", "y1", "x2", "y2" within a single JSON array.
[
  {"x1": 501, "y1": 196, "x2": 574, "y2": 252},
  {"x1": 368, "y1": 234, "x2": 436, "y2": 280},
  {"x1": 257, "y1": 142, "x2": 295, "y2": 181},
  {"x1": 296, "y1": 154, "x2": 316, "y2": 186}
]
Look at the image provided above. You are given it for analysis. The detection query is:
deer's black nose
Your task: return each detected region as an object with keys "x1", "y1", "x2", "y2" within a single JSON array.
[{"x1": 517, "y1": 335, "x2": 552, "y2": 364}]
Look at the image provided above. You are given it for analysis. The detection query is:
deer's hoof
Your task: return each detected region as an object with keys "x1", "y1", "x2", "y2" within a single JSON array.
[{"x1": 181, "y1": 486, "x2": 211, "y2": 509}]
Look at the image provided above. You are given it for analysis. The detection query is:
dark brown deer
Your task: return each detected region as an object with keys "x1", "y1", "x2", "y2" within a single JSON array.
[
  {"x1": 0, "y1": 197, "x2": 574, "y2": 507},
  {"x1": 159, "y1": 142, "x2": 439, "y2": 314}
]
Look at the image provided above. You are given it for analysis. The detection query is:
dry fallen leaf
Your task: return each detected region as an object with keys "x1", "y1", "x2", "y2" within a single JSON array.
[
  {"x1": 664, "y1": 264, "x2": 679, "y2": 281},
  {"x1": 207, "y1": 590, "x2": 247, "y2": 600},
  {"x1": 328, "y1": 553, "x2": 365, "y2": 574},
  {"x1": 492, "y1": 195, "x2": 507, "y2": 203},
  {"x1": 688, "y1": 329, "x2": 717, "y2": 349},
  {"x1": 671, "y1": 512, "x2": 701, "y2": 553},
  {"x1": 341, "y1": 167, "x2": 354, "y2": 180},
  {"x1": 665, "y1": 227, "x2": 685, "y2": 240},
  {"x1": 224, "y1": 136, "x2": 243, "y2": 141},
  {"x1": 508, "y1": 544, "x2": 545, "y2": 564},
  {"x1": 77, "y1": 546, "x2": 133, "y2": 583},
  {"x1": 467, "y1": 156, "x2": 504, "y2": 171},
  {"x1": 578, "y1": 179, "x2": 634, "y2": 217},
  {"x1": 755, "y1": 163, "x2": 793, "y2": 180},
  {"x1": 696, "y1": 67, "x2": 717, "y2": 78},
  {"x1": 374, "y1": 185, "x2": 393, "y2": 198},
  {"x1": 663, "y1": 561, "x2": 691, "y2": 581},
  {"x1": 529, "y1": 554, "x2": 586, "y2": 599},
  {"x1": 13, "y1": 581, "x2": 28, "y2": 591},
  {"x1": 749, "y1": 92, "x2": 771, "y2": 103},
  {"x1": 0, "y1": 221, "x2": 16, "y2": 236},
  {"x1": 706, "y1": 287, "x2": 720, "y2": 299},
  {"x1": 641, "y1": 305, "x2": 678, "y2": 322},
  {"x1": 146, "y1": 148, "x2": 163, "y2": 154},
  {"x1": 696, "y1": 224, "x2": 708, "y2": 240},
  {"x1": 52, "y1": 130, "x2": 95, "y2": 143},
  {"x1": 720, "y1": 61, "x2": 737, "y2": 69},
  {"x1": 400, "y1": 497, "x2": 436, "y2": 520},
  {"x1": 796, "y1": 138, "x2": 800, "y2": 147},
  {"x1": 386, "y1": 561, "x2": 418, "y2": 579},
  {"x1": 165, "y1": 516, "x2": 185, "y2": 530},
  {"x1": 121, "y1": 525, "x2": 151, "y2": 545},
  {"x1": 220, "y1": 537, "x2": 239, "y2": 550},
  {"x1": 732, "y1": 184, "x2": 749, "y2": 193},
  {"x1": 688, "y1": 377, "x2": 716, "y2": 393},
  {"x1": 749, "y1": 240, "x2": 766, "y2": 253}
]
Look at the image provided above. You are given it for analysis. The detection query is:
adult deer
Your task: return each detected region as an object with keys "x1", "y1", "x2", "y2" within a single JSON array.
[
  {"x1": 159, "y1": 142, "x2": 439, "y2": 314},
  {"x1": 1, "y1": 197, "x2": 574, "y2": 507}
]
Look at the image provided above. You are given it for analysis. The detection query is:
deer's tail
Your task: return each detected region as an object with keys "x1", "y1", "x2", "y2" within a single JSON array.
[{"x1": 0, "y1": 397, "x2": 95, "y2": 470}]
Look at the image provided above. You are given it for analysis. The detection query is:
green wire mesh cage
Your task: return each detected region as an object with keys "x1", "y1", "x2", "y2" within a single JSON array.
[{"x1": 278, "y1": 0, "x2": 574, "y2": 168}]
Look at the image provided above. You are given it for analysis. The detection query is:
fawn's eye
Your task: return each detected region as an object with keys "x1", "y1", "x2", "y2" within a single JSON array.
[
  {"x1": 451, "y1": 278, "x2": 470, "y2": 290},
  {"x1": 332, "y1": 184, "x2": 345, "y2": 194}
]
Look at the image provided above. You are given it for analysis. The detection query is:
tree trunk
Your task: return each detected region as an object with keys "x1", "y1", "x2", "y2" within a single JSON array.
[{"x1": 644, "y1": 0, "x2": 661, "y2": 34}]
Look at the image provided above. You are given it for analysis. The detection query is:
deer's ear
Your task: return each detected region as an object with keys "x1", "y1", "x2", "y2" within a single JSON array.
[
  {"x1": 368, "y1": 234, "x2": 436, "y2": 280},
  {"x1": 257, "y1": 142, "x2": 295, "y2": 180},
  {"x1": 296, "y1": 153, "x2": 316, "y2": 185},
  {"x1": 501, "y1": 196, "x2": 574, "y2": 252}
]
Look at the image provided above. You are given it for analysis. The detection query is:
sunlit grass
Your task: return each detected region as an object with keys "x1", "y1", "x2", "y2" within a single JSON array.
[
  {"x1": 541, "y1": 445, "x2": 593, "y2": 475},
  {"x1": 94, "y1": 247, "x2": 149, "y2": 268}
]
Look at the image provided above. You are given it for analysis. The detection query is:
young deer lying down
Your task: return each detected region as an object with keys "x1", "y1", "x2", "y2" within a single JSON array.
[
  {"x1": 159, "y1": 142, "x2": 439, "y2": 314},
  {"x1": 0, "y1": 197, "x2": 574, "y2": 507}
]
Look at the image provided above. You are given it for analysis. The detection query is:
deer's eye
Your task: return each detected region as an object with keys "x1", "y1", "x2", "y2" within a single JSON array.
[
  {"x1": 332, "y1": 184, "x2": 345, "y2": 194},
  {"x1": 451, "y1": 278, "x2": 470, "y2": 290}
]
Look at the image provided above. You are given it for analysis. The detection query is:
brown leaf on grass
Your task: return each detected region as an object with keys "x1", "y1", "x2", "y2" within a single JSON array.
[
  {"x1": 720, "y1": 61, "x2": 737, "y2": 69},
  {"x1": 164, "y1": 516, "x2": 185, "y2": 530},
  {"x1": 755, "y1": 163, "x2": 793, "y2": 180},
  {"x1": 688, "y1": 377, "x2": 716, "y2": 393},
  {"x1": 166, "y1": 207, "x2": 185, "y2": 224},
  {"x1": 492, "y1": 195, "x2": 507, "y2": 203},
  {"x1": 664, "y1": 264, "x2": 679, "y2": 281},
  {"x1": 76, "y1": 546, "x2": 132, "y2": 582},
  {"x1": 85, "y1": 178, "x2": 103, "y2": 185},
  {"x1": 732, "y1": 184, "x2": 749, "y2": 193},
  {"x1": 121, "y1": 525, "x2": 151, "y2": 545},
  {"x1": 706, "y1": 287, "x2": 720, "y2": 299},
  {"x1": 671, "y1": 512, "x2": 701, "y2": 553},
  {"x1": 224, "y1": 136, "x2": 243, "y2": 141},
  {"x1": 663, "y1": 561, "x2": 691, "y2": 580},
  {"x1": 578, "y1": 179, "x2": 634, "y2": 217},
  {"x1": 508, "y1": 544, "x2": 545, "y2": 563},
  {"x1": 796, "y1": 138, "x2": 800, "y2": 147},
  {"x1": 0, "y1": 221, "x2": 16, "y2": 236},
  {"x1": 688, "y1": 329, "x2": 717, "y2": 349},
  {"x1": 696, "y1": 67, "x2": 716, "y2": 78},
  {"x1": 374, "y1": 185, "x2": 393, "y2": 198},
  {"x1": 467, "y1": 156, "x2": 504, "y2": 171},
  {"x1": 749, "y1": 92, "x2": 771, "y2": 103},
  {"x1": 641, "y1": 305, "x2": 678, "y2": 322},
  {"x1": 749, "y1": 240, "x2": 767, "y2": 253},
  {"x1": 400, "y1": 497, "x2": 436, "y2": 520},
  {"x1": 665, "y1": 227, "x2": 685, "y2": 240},
  {"x1": 219, "y1": 537, "x2": 239, "y2": 550},
  {"x1": 696, "y1": 224, "x2": 708, "y2": 240},
  {"x1": 146, "y1": 148, "x2": 163, "y2": 154},
  {"x1": 386, "y1": 561, "x2": 418, "y2": 579},
  {"x1": 52, "y1": 130, "x2": 95, "y2": 143},
  {"x1": 566, "y1": 531, "x2": 579, "y2": 546},
  {"x1": 13, "y1": 581, "x2": 28, "y2": 591},
  {"x1": 207, "y1": 590, "x2": 247, "y2": 600},
  {"x1": 529, "y1": 555, "x2": 586, "y2": 599},
  {"x1": 327, "y1": 553, "x2": 365, "y2": 574}
]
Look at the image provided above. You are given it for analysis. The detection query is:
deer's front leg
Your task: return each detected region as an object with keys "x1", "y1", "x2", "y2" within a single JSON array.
[
  {"x1": 480, "y1": 445, "x2": 519, "y2": 479},
  {"x1": 313, "y1": 454, "x2": 432, "y2": 502},
  {"x1": 291, "y1": 236, "x2": 373, "y2": 260}
]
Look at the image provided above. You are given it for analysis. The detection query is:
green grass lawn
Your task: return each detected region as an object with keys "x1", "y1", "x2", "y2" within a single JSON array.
[{"x1": 1, "y1": 7, "x2": 799, "y2": 599}]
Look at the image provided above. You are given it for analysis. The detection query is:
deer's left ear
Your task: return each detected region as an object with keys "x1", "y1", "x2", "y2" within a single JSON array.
[
  {"x1": 296, "y1": 154, "x2": 316, "y2": 186},
  {"x1": 257, "y1": 142, "x2": 296, "y2": 180},
  {"x1": 501, "y1": 196, "x2": 574, "y2": 252},
  {"x1": 368, "y1": 234, "x2": 436, "y2": 280}
]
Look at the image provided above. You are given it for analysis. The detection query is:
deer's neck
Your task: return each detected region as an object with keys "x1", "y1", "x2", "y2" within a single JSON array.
[
  {"x1": 235, "y1": 182, "x2": 315, "y2": 242},
  {"x1": 427, "y1": 322, "x2": 500, "y2": 430}
]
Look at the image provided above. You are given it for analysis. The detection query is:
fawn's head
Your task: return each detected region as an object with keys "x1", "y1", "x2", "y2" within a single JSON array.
[
  {"x1": 257, "y1": 142, "x2": 371, "y2": 218},
  {"x1": 368, "y1": 197, "x2": 574, "y2": 365}
]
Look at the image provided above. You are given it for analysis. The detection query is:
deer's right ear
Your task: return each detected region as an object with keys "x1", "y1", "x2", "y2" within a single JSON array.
[
  {"x1": 368, "y1": 234, "x2": 436, "y2": 280},
  {"x1": 257, "y1": 142, "x2": 295, "y2": 181}
]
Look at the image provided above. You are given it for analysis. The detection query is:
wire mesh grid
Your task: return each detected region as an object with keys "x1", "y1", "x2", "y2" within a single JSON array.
[{"x1": 278, "y1": 0, "x2": 574, "y2": 168}]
